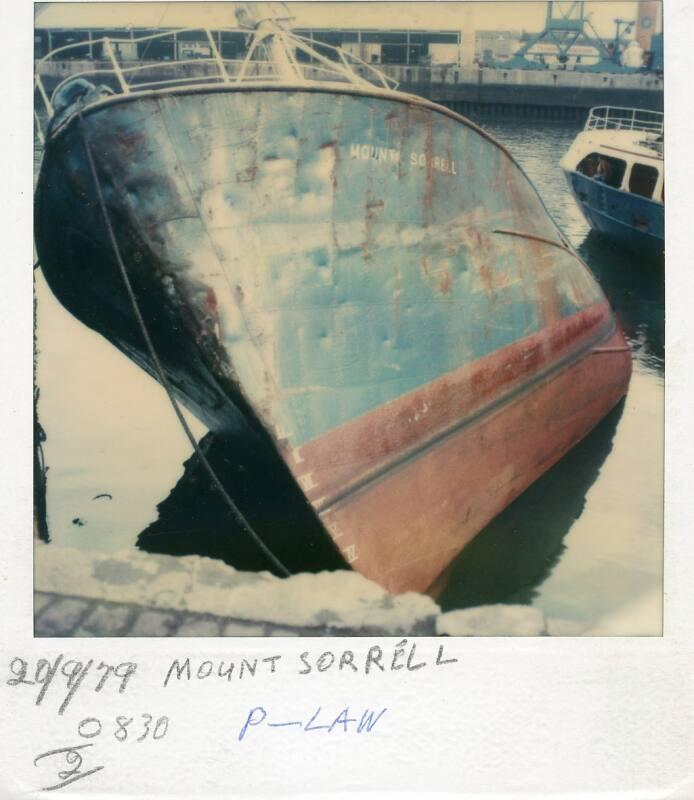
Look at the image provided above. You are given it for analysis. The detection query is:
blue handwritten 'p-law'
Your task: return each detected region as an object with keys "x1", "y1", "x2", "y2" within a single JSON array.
[{"x1": 238, "y1": 706, "x2": 387, "y2": 741}]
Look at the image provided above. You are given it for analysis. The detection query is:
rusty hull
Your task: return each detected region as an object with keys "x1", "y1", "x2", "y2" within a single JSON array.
[{"x1": 35, "y1": 86, "x2": 632, "y2": 591}]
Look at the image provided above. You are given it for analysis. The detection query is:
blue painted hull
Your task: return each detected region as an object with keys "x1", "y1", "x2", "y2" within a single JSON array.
[
  {"x1": 37, "y1": 88, "x2": 608, "y2": 446},
  {"x1": 564, "y1": 170, "x2": 664, "y2": 259}
]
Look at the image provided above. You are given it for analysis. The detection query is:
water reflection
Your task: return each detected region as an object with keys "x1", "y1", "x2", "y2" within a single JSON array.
[
  {"x1": 436, "y1": 400, "x2": 624, "y2": 611},
  {"x1": 138, "y1": 394, "x2": 626, "y2": 610},
  {"x1": 137, "y1": 430, "x2": 346, "y2": 575},
  {"x1": 578, "y1": 232, "x2": 664, "y2": 373}
]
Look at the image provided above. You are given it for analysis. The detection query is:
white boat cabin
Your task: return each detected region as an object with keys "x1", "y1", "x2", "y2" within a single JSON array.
[{"x1": 560, "y1": 107, "x2": 664, "y2": 204}]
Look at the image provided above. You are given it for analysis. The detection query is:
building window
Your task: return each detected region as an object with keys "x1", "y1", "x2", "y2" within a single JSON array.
[{"x1": 48, "y1": 31, "x2": 91, "y2": 59}]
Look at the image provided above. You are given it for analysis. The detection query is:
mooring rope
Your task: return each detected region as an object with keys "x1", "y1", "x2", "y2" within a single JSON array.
[{"x1": 76, "y1": 107, "x2": 291, "y2": 577}]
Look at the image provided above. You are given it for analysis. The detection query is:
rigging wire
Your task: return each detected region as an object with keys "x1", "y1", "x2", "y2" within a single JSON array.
[
  {"x1": 76, "y1": 106, "x2": 291, "y2": 578},
  {"x1": 137, "y1": 1, "x2": 172, "y2": 62}
]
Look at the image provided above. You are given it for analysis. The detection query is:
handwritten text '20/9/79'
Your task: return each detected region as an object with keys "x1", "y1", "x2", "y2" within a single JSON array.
[
  {"x1": 7, "y1": 655, "x2": 136, "y2": 715},
  {"x1": 349, "y1": 143, "x2": 457, "y2": 175}
]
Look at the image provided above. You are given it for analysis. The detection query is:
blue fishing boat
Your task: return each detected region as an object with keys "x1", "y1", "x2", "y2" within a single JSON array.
[
  {"x1": 561, "y1": 106, "x2": 664, "y2": 258},
  {"x1": 34, "y1": 17, "x2": 632, "y2": 593}
]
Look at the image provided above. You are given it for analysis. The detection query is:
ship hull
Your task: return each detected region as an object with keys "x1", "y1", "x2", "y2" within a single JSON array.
[
  {"x1": 563, "y1": 169, "x2": 664, "y2": 259},
  {"x1": 36, "y1": 87, "x2": 631, "y2": 593}
]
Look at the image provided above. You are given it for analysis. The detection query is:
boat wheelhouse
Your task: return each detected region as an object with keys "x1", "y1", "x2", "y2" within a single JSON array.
[
  {"x1": 561, "y1": 106, "x2": 664, "y2": 258},
  {"x1": 34, "y1": 19, "x2": 632, "y2": 594}
]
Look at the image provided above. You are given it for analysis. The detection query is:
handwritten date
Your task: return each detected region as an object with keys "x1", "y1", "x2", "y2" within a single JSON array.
[{"x1": 7, "y1": 655, "x2": 137, "y2": 714}]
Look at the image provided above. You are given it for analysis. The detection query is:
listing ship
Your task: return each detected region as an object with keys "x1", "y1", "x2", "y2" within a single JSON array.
[
  {"x1": 34, "y1": 16, "x2": 632, "y2": 594},
  {"x1": 561, "y1": 106, "x2": 664, "y2": 258}
]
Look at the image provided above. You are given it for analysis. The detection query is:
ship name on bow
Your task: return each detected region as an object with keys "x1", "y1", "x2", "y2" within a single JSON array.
[{"x1": 349, "y1": 143, "x2": 457, "y2": 175}]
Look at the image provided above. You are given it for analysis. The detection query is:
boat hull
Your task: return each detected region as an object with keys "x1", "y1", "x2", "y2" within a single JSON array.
[
  {"x1": 36, "y1": 87, "x2": 632, "y2": 592},
  {"x1": 563, "y1": 169, "x2": 664, "y2": 259}
]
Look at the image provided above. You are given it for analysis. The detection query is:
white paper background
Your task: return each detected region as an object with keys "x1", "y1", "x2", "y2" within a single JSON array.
[{"x1": 1, "y1": 1, "x2": 693, "y2": 797}]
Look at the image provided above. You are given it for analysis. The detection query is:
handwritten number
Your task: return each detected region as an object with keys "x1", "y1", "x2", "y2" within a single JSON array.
[
  {"x1": 137, "y1": 714, "x2": 152, "y2": 742},
  {"x1": 41, "y1": 766, "x2": 105, "y2": 792},
  {"x1": 34, "y1": 744, "x2": 104, "y2": 792},
  {"x1": 7, "y1": 657, "x2": 34, "y2": 686},
  {"x1": 114, "y1": 716, "x2": 133, "y2": 742},
  {"x1": 77, "y1": 718, "x2": 102, "y2": 739},
  {"x1": 153, "y1": 716, "x2": 169, "y2": 740},
  {"x1": 75, "y1": 714, "x2": 166, "y2": 743}
]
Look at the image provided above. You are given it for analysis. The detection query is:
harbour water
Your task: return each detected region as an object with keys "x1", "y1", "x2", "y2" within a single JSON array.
[{"x1": 34, "y1": 115, "x2": 664, "y2": 634}]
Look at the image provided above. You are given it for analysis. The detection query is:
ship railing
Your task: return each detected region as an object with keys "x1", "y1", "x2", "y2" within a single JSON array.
[
  {"x1": 290, "y1": 34, "x2": 398, "y2": 90},
  {"x1": 586, "y1": 105, "x2": 664, "y2": 135},
  {"x1": 34, "y1": 26, "x2": 399, "y2": 138}
]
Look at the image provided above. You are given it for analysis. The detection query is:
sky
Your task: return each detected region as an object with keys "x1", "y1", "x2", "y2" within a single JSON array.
[{"x1": 35, "y1": 1, "x2": 657, "y2": 40}]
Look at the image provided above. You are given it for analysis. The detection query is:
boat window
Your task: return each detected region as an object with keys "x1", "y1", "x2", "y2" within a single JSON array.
[
  {"x1": 576, "y1": 153, "x2": 600, "y2": 178},
  {"x1": 576, "y1": 152, "x2": 626, "y2": 189},
  {"x1": 629, "y1": 163, "x2": 660, "y2": 199}
]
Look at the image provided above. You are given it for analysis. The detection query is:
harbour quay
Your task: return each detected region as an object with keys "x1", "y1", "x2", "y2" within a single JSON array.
[
  {"x1": 385, "y1": 64, "x2": 663, "y2": 118},
  {"x1": 34, "y1": 14, "x2": 663, "y2": 120},
  {"x1": 33, "y1": 547, "x2": 549, "y2": 637},
  {"x1": 35, "y1": 58, "x2": 663, "y2": 119}
]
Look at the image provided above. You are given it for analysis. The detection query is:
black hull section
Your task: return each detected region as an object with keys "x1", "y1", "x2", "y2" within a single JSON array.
[
  {"x1": 137, "y1": 430, "x2": 348, "y2": 575},
  {"x1": 35, "y1": 118, "x2": 345, "y2": 578},
  {"x1": 36, "y1": 134, "x2": 246, "y2": 434}
]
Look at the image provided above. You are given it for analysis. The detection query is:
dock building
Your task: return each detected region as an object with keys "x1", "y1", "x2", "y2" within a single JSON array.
[
  {"x1": 34, "y1": 26, "x2": 462, "y2": 66},
  {"x1": 33, "y1": 20, "x2": 663, "y2": 119}
]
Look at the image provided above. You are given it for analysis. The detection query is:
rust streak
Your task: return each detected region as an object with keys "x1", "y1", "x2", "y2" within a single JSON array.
[{"x1": 439, "y1": 271, "x2": 452, "y2": 294}]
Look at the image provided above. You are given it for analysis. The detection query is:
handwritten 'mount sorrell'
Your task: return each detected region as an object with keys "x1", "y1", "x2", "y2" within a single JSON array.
[{"x1": 162, "y1": 641, "x2": 457, "y2": 686}]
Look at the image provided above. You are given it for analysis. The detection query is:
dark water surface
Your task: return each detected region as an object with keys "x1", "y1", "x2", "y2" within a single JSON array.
[{"x1": 35, "y1": 116, "x2": 663, "y2": 634}]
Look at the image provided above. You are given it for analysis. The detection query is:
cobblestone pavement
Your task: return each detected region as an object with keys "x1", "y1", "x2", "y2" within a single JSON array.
[{"x1": 34, "y1": 592, "x2": 436, "y2": 637}]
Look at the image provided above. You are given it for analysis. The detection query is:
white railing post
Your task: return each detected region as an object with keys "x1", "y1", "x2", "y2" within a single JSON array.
[
  {"x1": 34, "y1": 109, "x2": 45, "y2": 144},
  {"x1": 35, "y1": 75, "x2": 53, "y2": 116},
  {"x1": 266, "y1": 29, "x2": 304, "y2": 83},
  {"x1": 337, "y1": 48, "x2": 352, "y2": 76},
  {"x1": 104, "y1": 37, "x2": 130, "y2": 94},
  {"x1": 236, "y1": 32, "x2": 257, "y2": 84},
  {"x1": 206, "y1": 29, "x2": 230, "y2": 83}
]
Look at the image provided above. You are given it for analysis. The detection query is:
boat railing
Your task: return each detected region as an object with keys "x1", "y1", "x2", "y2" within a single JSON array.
[
  {"x1": 586, "y1": 106, "x2": 664, "y2": 135},
  {"x1": 34, "y1": 25, "x2": 399, "y2": 138}
]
